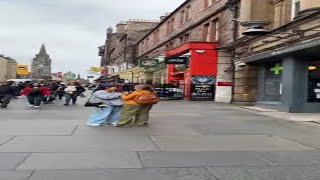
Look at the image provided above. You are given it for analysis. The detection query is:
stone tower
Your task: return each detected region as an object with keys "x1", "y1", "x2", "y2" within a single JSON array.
[{"x1": 31, "y1": 44, "x2": 52, "y2": 80}]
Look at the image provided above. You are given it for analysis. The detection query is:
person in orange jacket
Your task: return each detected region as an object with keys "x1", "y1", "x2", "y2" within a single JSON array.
[
  {"x1": 115, "y1": 85, "x2": 157, "y2": 127},
  {"x1": 20, "y1": 82, "x2": 50, "y2": 109}
]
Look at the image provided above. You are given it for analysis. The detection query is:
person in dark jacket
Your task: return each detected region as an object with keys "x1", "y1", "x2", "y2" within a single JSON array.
[
  {"x1": 57, "y1": 82, "x2": 66, "y2": 100},
  {"x1": 64, "y1": 82, "x2": 85, "y2": 106},
  {"x1": 45, "y1": 81, "x2": 59, "y2": 104},
  {"x1": 0, "y1": 82, "x2": 16, "y2": 108}
]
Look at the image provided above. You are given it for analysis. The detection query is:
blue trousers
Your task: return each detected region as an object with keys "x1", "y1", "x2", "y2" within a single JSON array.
[
  {"x1": 27, "y1": 95, "x2": 44, "y2": 106},
  {"x1": 87, "y1": 105, "x2": 122, "y2": 125},
  {"x1": 65, "y1": 93, "x2": 78, "y2": 104}
]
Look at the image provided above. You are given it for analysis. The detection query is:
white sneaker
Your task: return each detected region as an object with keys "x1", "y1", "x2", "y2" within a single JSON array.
[
  {"x1": 34, "y1": 106, "x2": 40, "y2": 109},
  {"x1": 29, "y1": 105, "x2": 34, "y2": 107},
  {"x1": 86, "y1": 123, "x2": 101, "y2": 127}
]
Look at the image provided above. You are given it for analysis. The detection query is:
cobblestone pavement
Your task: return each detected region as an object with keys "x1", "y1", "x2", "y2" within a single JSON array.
[{"x1": 1, "y1": 96, "x2": 320, "y2": 180}]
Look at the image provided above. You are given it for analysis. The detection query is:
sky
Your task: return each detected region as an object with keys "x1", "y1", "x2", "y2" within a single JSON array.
[{"x1": 0, "y1": 0, "x2": 185, "y2": 77}]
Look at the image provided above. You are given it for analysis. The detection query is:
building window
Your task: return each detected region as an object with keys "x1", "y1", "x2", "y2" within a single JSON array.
[
  {"x1": 262, "y1": 62, "x2": 283, "y2": 101},
  {"x1": 202, "y1": 19, "x2": 219, "y2": 42},
  {"x1": 171, "y1": 18, "x2": 175, "y2": 32},
  {"x1": 204, "y1": 0, "x2": 217, "y2": 9},
  {"x1": 211, "y1": 19, "x2": 219, "y2": 41},
  {"x1": 185, "y1": 5, "x2": 191, "y2": 21},
  {"x1": 307, "y1": 62, "x2": 320, "y2": 102},
  {"x1": 180, "y1": 10, "x2": 185, "y2": 25},
  {"x1": 145, "y1": 38, "x2": 149, "y2": 49},
  {"x1": 184, "y1": 33, "x2": 189, "y2": 43},
  {"x1": 179, "y1": 37, "x2": 184, "y2": 45},
  {"x1": 167, "y1": 21, "x2": 171, "y2": 34},
  {"x1": 203, "y1": 23, "x2": 210, "y2": 42},
  {"x1": 292, "y1": 0, "x2": 300, "y2": 19}
]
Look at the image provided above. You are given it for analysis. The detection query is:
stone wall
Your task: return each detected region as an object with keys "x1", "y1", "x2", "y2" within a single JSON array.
[
  {"x1": 104, "y1": 20, "x2": 159, "y2": 67},
  {"x1": 0, "y1": 57, "x2": 17, "y2": 81}
]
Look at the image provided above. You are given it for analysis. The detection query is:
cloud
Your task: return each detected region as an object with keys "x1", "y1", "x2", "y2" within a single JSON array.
[{"x1": 0, "y1": 0, "x2": 185, "y2": 76}]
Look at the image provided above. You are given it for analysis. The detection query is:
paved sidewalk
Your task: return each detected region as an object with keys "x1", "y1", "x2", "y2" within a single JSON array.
[
  {"x1": 239, "y1": 106, "x2": 320, "y2": 123},
  {"x1": 1, "y1": 97, "x2": 320, "y2": 179}
]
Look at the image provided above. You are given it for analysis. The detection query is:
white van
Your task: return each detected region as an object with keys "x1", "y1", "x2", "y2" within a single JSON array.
[{"x1": 7, "y1": 79, "x2": 32, "y2": 83}]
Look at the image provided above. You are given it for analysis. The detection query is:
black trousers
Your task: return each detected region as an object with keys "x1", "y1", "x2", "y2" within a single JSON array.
[{"x1": 0, "y1": 95, "x2": 13, "y2": 107}]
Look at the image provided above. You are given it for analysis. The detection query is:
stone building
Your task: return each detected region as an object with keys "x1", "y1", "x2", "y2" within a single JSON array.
[
  {"x1": 99, "y1": 20, "x2": 159, "y2": 77},
  {"x1": 136, "y1": 0, "x2": 238, "y2": 102},
  {"x1": 0, "y1": 55, "x2": 17, "y2": 82},
  {"x1": 233, "y1": 0, "x2": 320, "y2": 112},
  {"x1": 31, "y1": 44, "x2": 52, "y2": 80}
]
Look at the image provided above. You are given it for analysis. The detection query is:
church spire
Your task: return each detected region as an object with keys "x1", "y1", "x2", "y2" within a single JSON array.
[{"x1": 39, "y1": 44, "x2": 47, "y2": 55}]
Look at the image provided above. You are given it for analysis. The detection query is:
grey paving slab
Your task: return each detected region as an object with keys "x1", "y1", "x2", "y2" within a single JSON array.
[
  {"x1": 282, "y1": 135, "x2": 320, "y2": 149},
  {"x1": 0, "y1": 136, "x2": 158, "y2": 152},
  {"x1": 29, "y1": 168, "x2": 216, "y2": 180},
  {"x1": 17, "y1": 152, "x2": 141, "y2": 170},
  {"x1": 0, "y1": 153, "x2": 30, "y2": 170},
  {"x1": 208, "y1": 166, "x2": 320, "y2": 180},
  {"x1": 257, "y1": 150, "x2": 320, "y2": 165},
  {"x1": 151, "y1": 135, "x2": 314, "y2": 151},
  {"x1": 0, "y1": 136, "x2": 14, "y2": 146},
  {"x1": 74, "y1": 125, "x2": 149, "y2": 136},
  {"x1": 0, "y1": 120, "x2": 78, "y2": 136},
  {"x1": 139, "y1": 151, "x2": 270, "y2": 168},
  {"x1": 0, "y1": 171, "x2": 33, "y2": 180}
]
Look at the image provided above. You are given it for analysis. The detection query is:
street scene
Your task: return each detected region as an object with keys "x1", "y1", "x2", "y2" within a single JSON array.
[
  {"x1": 1, "y1": 96, "x2": 320, "y2": 180},
  {"x1": 1, "y1": 0, "x2": 320, "y2": 179}
]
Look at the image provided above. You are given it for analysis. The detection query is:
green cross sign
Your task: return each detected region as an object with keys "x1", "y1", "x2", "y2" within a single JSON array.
[{"x1": 270, "y1": 64, "x2": 283, "y2": 75}]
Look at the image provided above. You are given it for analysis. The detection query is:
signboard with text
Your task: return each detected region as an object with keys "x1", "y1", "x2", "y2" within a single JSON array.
[
  {"x1": 139, "y1": 58, "x2": 159, "y2": 68},
  {"x1": 191, "y1": 75, "x2": 215, "y2": 100},
  {"x1": 165, "y1": 56, "x2": 188, "y2": 64},
  {"x1": 16, "y1": 64, "x2": 29, "y2": 75}
]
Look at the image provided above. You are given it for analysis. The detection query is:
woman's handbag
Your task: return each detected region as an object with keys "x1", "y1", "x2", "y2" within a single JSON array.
[{"x1": 84, "y1": 95, "x2": 103, "y2": 107}]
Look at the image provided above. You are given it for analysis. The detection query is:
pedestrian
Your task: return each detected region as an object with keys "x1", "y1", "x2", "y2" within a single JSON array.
[
  {"x1": 20, "y1": 82, "x2": 50, "y2": 108},
  {"x1": 0, "y1": 81, "x2": 17, "y2": 108},
  {"x1": 115, "y1": 85, "x2": 159, "y2": 127},
  {"x1": 86, "y1": 85, "x2": 122, "y2": 127},
  {"x1": 57, "y1": 82, "x2": 66, "y2": 100},
  {"x1": 45, "y1": 81, "x2": 59, "y2": 104},
  {"x1": 64, "y1": 82, "x2": 85, "y2": 106}
]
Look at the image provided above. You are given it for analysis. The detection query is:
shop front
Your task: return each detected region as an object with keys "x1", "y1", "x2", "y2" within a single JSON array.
[
  {"x1": 165, "y1": 42, "x2": 218, "y2": 101},
  {"x1": 244, "y1": 38, "x2": 320, "y2": 113}
]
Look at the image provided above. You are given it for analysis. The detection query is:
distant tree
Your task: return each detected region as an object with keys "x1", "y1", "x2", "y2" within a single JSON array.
[{"x1": 77, "y1": 73, "x2": 81, "y2": 80}]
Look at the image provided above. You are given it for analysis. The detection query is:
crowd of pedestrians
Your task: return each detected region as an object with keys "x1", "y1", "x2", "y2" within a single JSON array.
[
  {"x1": 0, "y1": 80, "x2": 86, "y2": 109},
  {"x1": 0, "y1": 79, "x2": 160, "y2": 127}
]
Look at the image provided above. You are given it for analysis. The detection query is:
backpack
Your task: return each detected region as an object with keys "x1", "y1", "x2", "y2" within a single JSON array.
[
  {"x1": 28, "y1": 88, "x2": 42, "y2": 95},
  {"x1": 133, "y1": 93, "x2": 160, "y2": 105}
]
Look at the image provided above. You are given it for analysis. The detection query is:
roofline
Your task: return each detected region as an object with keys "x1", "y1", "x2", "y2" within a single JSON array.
[{"x1": 137, "y1": 0, "x2": 191, "y2": 44}]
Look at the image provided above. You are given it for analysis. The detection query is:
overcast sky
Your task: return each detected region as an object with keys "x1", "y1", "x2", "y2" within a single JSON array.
[{"x1": 0, "y1": 0, "x2": 185, "y2": 76}]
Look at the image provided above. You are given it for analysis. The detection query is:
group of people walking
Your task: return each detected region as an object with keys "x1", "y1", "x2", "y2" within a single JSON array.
[
  {"x1": 0, "y1": 80, "x2": 86, "y2": 109},
  {"x1": 1, "y1": 80, "x2": 159, "y2": 127},
  {"x1": 87, "y1": 84, "x2": 159, "y2": 127}
]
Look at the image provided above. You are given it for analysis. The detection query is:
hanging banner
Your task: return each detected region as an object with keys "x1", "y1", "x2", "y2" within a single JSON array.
[
  {"x1": 88, "y1": 66, "x2": 104, "y2": 72},
  {"x1": 16, "y1": 64, "x2": 29, "y2": 75},
  {"x1": 139, "y1": 58, "x2": 159, "y2": 68}
]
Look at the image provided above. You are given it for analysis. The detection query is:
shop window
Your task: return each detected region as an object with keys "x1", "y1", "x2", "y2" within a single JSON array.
[
  {"x1": 291, "y1": 0, "x2": 300, "y2": 19},
  {"x1": 262, "y1": 62, "x2": 283, "y2": 101},
  {"x1": 307, "y1": 62, "x2": 320, "y2": 102}
]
